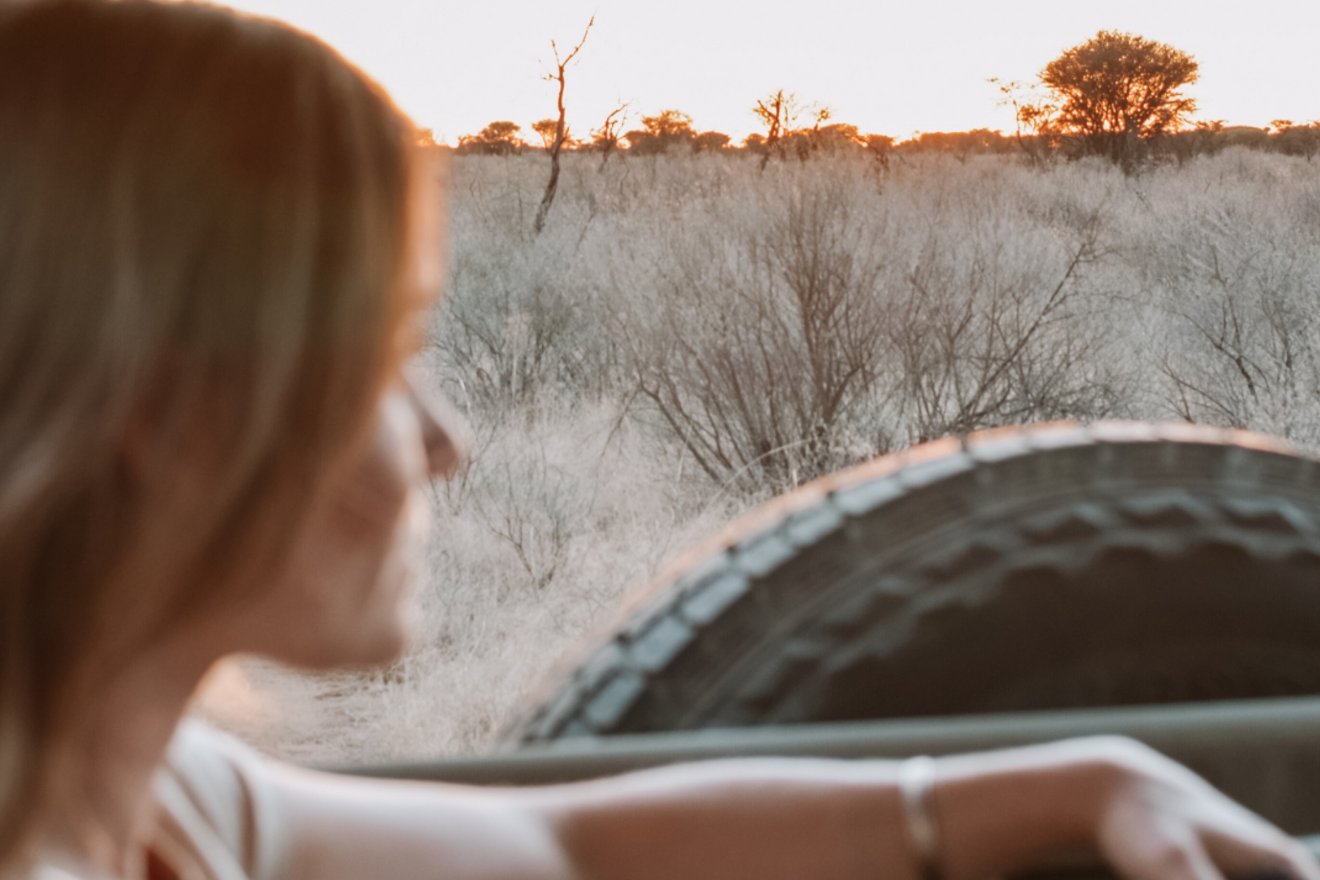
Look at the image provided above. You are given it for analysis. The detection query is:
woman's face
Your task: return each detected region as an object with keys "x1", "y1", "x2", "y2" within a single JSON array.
[
  {"x1": 237, "y1": 371, "x2": 464, "y2": 670},
  {"x1": 226, "y1": 180, "x2": 468, "y2": 670}
]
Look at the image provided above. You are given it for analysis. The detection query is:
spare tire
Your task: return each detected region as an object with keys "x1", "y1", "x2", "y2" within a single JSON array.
[{"x1": 507, "y1": 422, "x2": 1320, "y2": 744}]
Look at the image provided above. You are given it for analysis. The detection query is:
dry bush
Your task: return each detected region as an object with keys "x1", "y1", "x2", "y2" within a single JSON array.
[
  {"x1": 437, "y1": 194, "x2": 591, "y2": 403},
  {"x1": 617, "y1": 170, "x2": 897, "y2": 490},
  {"x1": 1130, "y1": 151, "x2": 1320, "y2": 441},
  {"x1": 614, "y1": 156, "x2": 1130, "y2": 489},
  {"x1": 888, "y1": 169, "x2": 1127, "y2": 441}
]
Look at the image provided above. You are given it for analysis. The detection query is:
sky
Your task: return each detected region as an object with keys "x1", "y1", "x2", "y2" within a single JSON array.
[{"x1": 218, "y1": 0, "x2": 1320, "y2": 144}]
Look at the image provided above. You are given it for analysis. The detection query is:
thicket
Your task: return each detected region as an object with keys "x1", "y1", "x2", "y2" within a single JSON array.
[{"x1": 437, "y1": 150, "x2": 1320, "y2": 483}]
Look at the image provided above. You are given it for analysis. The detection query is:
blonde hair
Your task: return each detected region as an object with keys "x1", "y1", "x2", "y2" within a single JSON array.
[{"x1": 0, "y1": 0, "x2": 426, "y2": 863}]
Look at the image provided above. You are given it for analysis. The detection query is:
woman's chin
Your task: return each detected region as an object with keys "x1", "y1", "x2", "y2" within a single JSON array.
[
  {"x1": 267, "y1": 612, "x2": 415, "y2": 672},
  {"x1": 373, "y1": 612, "x2": 418, "y2": 666},
  {"x1": 339, "y1": 614, "x2": 416, "y2": 669}
]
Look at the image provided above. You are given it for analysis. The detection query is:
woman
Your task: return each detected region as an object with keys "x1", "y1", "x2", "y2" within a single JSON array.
[{"x1": 0, "y1": 1, "x2": 1314, "y2": 879}]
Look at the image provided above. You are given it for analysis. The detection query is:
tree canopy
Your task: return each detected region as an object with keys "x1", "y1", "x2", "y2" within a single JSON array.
[
  {"x1": 456, "y1": 120, "x2": 524, "y2": 155},
  {"x1": 532, "y1": 118, "x2": 564, "y2": 149},
  {"x1": 623, "y1": 110, "x2": 697, "y2": 154},
  {"x1": 1027, "y1": 30, "x2": 1198, "y2": 164}
]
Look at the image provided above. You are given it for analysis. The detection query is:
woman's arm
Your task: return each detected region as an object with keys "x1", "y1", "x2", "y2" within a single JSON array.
[{"x1": 262, "y1": 736, "x2": 1317, "y2": 880}]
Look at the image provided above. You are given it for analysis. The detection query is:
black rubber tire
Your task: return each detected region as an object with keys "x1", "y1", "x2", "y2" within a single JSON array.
[{"x1": 508, "y1": 421, "x2": 1320, "y2": 743}]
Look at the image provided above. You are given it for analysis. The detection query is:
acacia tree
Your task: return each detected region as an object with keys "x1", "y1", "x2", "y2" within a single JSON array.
[
  {"x1": 693, "y1": 131, "x2": 730, "y2": 152},
  {"x1": 1272, "y1": 120, "x2": 1320, "y2": 159},
  {"x1": 623, "y1": 109, "x2": 696, "y2": 154},
  {"x1": 641, "y1": 108, "x2": 693, "y2": 138},
  {"x1": 531, "y1": 118, "x2": 561, "y2": 150},
  {"x1": 455, "y1": 121, "x2": 524, "y2": 156},
  {"x1": 1022, "y1": 30, "x2": 1198, "y2": 166}
]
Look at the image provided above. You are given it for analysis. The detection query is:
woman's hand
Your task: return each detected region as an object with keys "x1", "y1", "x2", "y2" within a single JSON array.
[{"x1": 1094, "y1": 738, "x2": 1320, "y2": 880}]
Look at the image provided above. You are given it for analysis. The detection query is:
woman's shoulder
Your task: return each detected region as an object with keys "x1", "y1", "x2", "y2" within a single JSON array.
[
  {"x1": 159, "y1": 720, "x2": 272, "y2": 799},
  {"x1": 152, "y1": 721, "x2": 291, "y2": 880}
]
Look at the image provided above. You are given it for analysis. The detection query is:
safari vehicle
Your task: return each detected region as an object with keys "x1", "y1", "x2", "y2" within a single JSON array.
[{"x1": 349, "y1": 420, "x2": 1320, "y2": 877}]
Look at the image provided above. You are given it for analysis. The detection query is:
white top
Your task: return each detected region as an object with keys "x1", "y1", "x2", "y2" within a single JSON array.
[{"x1": 29, "y1": 723, "x2": 290, "y2": 880}]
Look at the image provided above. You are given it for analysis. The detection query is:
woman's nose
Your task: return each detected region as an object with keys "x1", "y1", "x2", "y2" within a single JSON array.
[{"x1": 403, "y1": 373, "x2": 470, "y2": 480}]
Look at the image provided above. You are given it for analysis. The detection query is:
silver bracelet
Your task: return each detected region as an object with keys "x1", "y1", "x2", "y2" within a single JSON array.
[{"x1": 899, "y1": 756, "x2": 942, "y2": 880}]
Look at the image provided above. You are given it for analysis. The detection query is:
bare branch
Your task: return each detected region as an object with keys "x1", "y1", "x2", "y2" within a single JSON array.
[{"x1": 534, "y1": 16, "x2": 595, "y2": 235}]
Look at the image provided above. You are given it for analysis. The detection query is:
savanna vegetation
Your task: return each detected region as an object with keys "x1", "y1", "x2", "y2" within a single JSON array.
[
  {"x1": 447, "y1": 30, "x2": 1318, "y2": 173},
  {"x1": 202, "y1": 142, "x2": 1320, "y2": 763}
]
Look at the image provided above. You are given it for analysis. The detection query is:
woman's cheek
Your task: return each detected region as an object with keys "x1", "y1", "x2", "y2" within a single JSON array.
[
  {"x1": 321, "y1": 479, "x2": 430, "y2": 658},
  {"x1": 254, "y1": 392, "x2": 430, "y2": 666}
]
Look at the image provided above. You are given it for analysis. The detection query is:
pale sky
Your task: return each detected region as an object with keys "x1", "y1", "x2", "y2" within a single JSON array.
[{"x1": 219, "y1": 0, "x2": 1320, "y2": 143}]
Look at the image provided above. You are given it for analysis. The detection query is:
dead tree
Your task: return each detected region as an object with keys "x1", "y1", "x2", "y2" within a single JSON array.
[
  {"x1": 752, "y1": 89, "x2": 793, "y2": 171},
  {"x1": 533, "y1": 16, "x2": 593, "y2": 236},
  {"x1": 591, "y1": 101, "x2": 629, "y2": 169}
]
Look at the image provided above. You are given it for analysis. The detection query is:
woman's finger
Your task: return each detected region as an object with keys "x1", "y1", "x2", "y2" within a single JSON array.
[
  {"x1": 1102, "y1": 818, "x2": 1227, "y2": 880},
  {"x1": 1139, "y1": 838, "x2": 1227, "y2": 880},
  {"x1": 1207, "y1": 833, "x2": 1320, "y2": 880}
]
